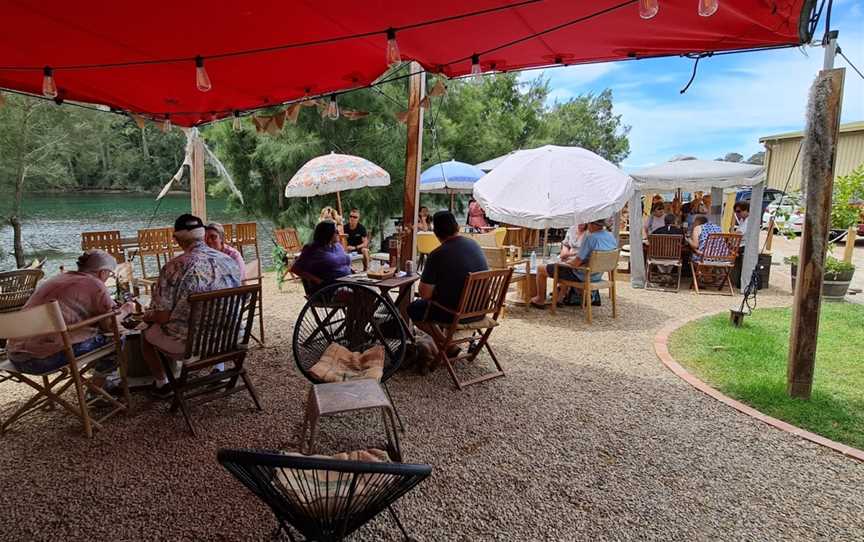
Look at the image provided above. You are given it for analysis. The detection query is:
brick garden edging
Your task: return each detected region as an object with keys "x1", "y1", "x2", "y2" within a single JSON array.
[{"x1": 654, "y1": 313, "x2": 864, "y2": 463}]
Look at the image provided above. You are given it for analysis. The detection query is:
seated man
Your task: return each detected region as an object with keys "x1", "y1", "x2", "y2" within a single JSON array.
[
  {"x1": 6, "y1": 250, "x2": 135, "y2": 376},
  {"x1": 407, "y1": 211, "x2": 488, "y2": 324},
  {"x1": 344, "y1": 208, "x2": 370, "y2": 271},
  {"x1": 141, "y1": 214, "x2": 241, "y2": 396},
  {"x1": 291, "y1": 220, "x2": 353, "y2": 295},
  {"x1": 651, "y1": 213, "x2": 684, "y2": 236},
  {"x1": 530, "y1": 220, "x2": 617, "y2": 308}
]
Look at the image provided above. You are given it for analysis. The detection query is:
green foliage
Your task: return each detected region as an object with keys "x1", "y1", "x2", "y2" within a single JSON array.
[
  {"x1": 669, "y1": 304, "x2": 864, "y2": 449},
  {"x1": 831, "y1": 163, "x2": 864, "y2": 230},
  {"x1": 783, "y1": 254, "x2": 856, "y2": 274}
]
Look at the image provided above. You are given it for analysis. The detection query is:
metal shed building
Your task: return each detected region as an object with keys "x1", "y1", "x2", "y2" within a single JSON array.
[{"x1": 761, "y1": 121, "x2": 864, "y2": 191}]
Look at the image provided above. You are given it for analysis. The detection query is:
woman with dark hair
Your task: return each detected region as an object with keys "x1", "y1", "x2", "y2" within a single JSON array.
[
  {"x1": 467, "y1": 197, "x2": 489, "y2": 230},
  {"x1": 292, "y1": 221, "x2": 352, "y2": 293}
]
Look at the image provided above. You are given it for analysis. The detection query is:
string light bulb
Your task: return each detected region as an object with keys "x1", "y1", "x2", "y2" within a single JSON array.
[
  {"x1": 195, "y1": 56, "x2": 212, "y2": 92},
  {"x1": 470, "y1": 54, "x2": 482, "y2": 77},
  {"x1": 233, "y1": 111, "x2": 242, "y2": 132},
  {"x1": 162, "y1": 115, "x2": 172, "y2": 133},
  {"x1": 327, "y1": 95, "x2": 340, "y2": 120},
  {"x1": 386, "y1": 28, "x2": 401, "y2": 65},
  {"x1": 698, "y1": 0, "x2": 718, "y2": 17},
  {"x1": 42, "y1": 66, "x2": 58, "y2": 98},
  {"x1": 638, "y1": 0, "x2": 659, "y2": 19}
]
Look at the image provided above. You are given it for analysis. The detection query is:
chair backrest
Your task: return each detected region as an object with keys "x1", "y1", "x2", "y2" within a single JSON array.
[
  {"x1": 647, "y1": 234, "x2": 682, "y2": 260},
  {"x1": 234, "y1": 222, "x2": 258, "y2": 247},
  {"x1": 481, "y1": 247, "x2": 522, "y2": 270},
  {"x1": 243, "y1": 259, "x2": 262, "y2": 285},
  {"x1": 454, "y1": 268, "x2": 513, "y2": 319},
  {"x1": 0, "y1": 269, "x2": 44, "y2": 313},
  {"x1": 493, "y1": 227, "x2": 507, "y2": 247},
  {"x1": 222, "y1": 223, "x2": 235, "y2": 245},
  {"x1": 587, "y1": 249, "x2": 621, "y2": 274},
  {"x1": 137, "y1": 227, "x2": 174, "y2": 257},
  {"x1": 290, "y1": 265, "x2": 323, "y2": 297},
  {"x1": 0, "y1": 300, "x2": 67, "y2": 340},
  {"x1": 217, "y1": 448, "x2": 431, "y2": 542},
  {"x1": 275, "y1": 228, "x2": 302, "y2": 252},
  {"x1": 416, "y1": 232, "x2": 441, "y2": 255},
  {"x1": 81, "y1": 230, "x2": 126, "y2": 263},
  {"x1": 702, "y1": 233, "x2": 742, "y2": 262},
  {"x1": 461, "y1": 230, "x2": 498, "y2": 248},
  {"x1": 184, "y1": 285, "x2": 259, "y2": 361}
]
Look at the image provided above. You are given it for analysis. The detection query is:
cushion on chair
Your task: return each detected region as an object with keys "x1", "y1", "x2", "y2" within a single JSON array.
[
  {"x1": 647, "y1": 258, "x2": 683, "y2": 266},
  {"x1": 309, "y1": 343, "x2": 385, "y2": 383},
  {"x1": 699, "y1": 260, "x2": 734, "y2": 267},
  {"x1": 454, "y1": 316, "x2": 499, "y2": 331}
]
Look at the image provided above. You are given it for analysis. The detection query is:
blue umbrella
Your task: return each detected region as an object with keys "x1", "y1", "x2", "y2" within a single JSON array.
[{"x1": 419, "y1": 160, "x2": 485, "y2": 194}]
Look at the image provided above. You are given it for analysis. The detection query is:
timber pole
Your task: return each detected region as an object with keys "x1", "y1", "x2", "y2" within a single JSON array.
[
  {"x1": 401, "y1": 62, "x2": 425, "y2": 269},
  {"x1": 190, "y1": 130, "x2": 207, "y2": 222},
  {"x1": 787, "y1": 60, "x2": 845, "y2": 399}
]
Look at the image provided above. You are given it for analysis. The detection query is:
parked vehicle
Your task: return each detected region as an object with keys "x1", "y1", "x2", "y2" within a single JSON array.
[
  {"x1": 762, "y1": 194, "x2": 804, "y2": 234},
  {"x1": 737, "y1": 188, "x2": 786, "y2": 214}
]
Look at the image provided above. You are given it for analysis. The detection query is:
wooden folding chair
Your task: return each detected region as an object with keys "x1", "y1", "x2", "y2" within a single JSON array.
[
  {"x1": 275, "y1": 228, "x2": 303, "y2": 285},
  {"x1": 158, "y1": 285, "x2": 262, "y2": 436},
  {"x1": 135, "y1": 227, "x2": 174, "y2": 293},
  {"x1": 81, "y1": 230, "x2": 126, "y2": 264},
  {"x1": 243, "y1": 259, "x2": 265, "y2": 345},
  {"x1": 646, "y1": 234, "x2": 684, "y2": 291},
  {"x1": 415, "y1": 268, "x2": 512, "y2": 390},
  {"x1": 234, "y1": 222, "x2": 260, "y2": 262},
  {"x1": 0, "y1": 269, "x2": 44, "y2": 314},
  {"x1": 222, "y1": 223, "x2": 235, "y2": 245},
  {"x1": 550, "y1": 249, "x2": 620, "y2": 324},
  {"x1": 690, "y1": 233, "x2": 743, "y2": 296},
  {"x1": 0, "y1": 302, "x2": 130, "y2": 438}
]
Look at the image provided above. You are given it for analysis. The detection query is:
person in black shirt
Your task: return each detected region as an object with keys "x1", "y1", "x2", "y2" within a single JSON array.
[
  {"x1": 652, "y1": 213, "x2": 684, "y2": 236},
  {"x1": 408, "y1": 211, "x2": 488, "y2": 324},
  {"x1": 344, "y1": 208, "x2": 370, "y2": 270}
]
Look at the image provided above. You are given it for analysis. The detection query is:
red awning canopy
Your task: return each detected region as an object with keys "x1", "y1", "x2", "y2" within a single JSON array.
[{"x1": 0, "y1": 0, "x2": 816, "y2": 126}]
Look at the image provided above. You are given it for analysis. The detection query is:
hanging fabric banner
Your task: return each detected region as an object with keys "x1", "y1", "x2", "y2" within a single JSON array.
[{"x1": 252, "y1": 112, "x2": 285, "y2": 135}]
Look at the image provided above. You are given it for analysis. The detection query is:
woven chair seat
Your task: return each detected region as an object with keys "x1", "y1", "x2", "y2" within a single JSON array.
[
  {"x1": 700, "y1": 260, "x2": 734, "y2": 267},
  {"x1": 647, "y1": 257, "x2": 683, "y2": 266},
  {"x1": 454, "y1": 316, "x2": 499, "y2": 331}
]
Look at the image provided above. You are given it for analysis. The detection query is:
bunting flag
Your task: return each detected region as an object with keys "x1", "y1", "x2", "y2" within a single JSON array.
[
  {"x1": 285, "y1": 103, "x2": 301, "y2": 124},
  {"x1": 394, "y1": 111, "x2": 408, "y2": 124},
  {"x1": 341, "y1": 109, "x2": 369, "y2": 120},
  {"x1": 301, "y1": 99, "x2": 320, "y2": 108},
  {"x1": 428, "y1": 79, "x2": 447, "y2": 97},
  {"x1": 420, "y1": 96, "x2": 431, "y2": 110},
  {"x1": 129, "y1": 113, "x2": 146, "y2": 129},
  {"x1": 252, "y1": 112, "x2": 286, "y2": 135}
]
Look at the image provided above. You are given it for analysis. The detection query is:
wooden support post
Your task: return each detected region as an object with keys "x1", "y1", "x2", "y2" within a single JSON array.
[
  {"x1": 190, "y1": 132, "x2": 207, "y2": 222},
  {"x1": 721, "y1": 191, "x2": 736, "y2": 232},
  {"x1": 787, "y1": 67, "x2": 845, "y2": 399},
  {"x1": 335, "y1": 191, "x2": 343, "y2": 218},
  {"x1": 765, "y1": 217, "x2": 775, "y2": 253},
  {"x1": 401, "y1": 62, "x2": 425, "y2": 269},
  {"x1": 843, "y1": 226, "x2": 855, "y2": 263}
]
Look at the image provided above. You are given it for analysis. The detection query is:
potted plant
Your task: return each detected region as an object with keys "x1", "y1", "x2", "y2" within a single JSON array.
[{"x1": 785, "y1": 254, "x2": 855, "y2": 300}]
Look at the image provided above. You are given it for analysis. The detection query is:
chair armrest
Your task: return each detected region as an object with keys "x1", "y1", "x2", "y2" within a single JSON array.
[
  {"x1": 428, "y1": 300, "x2": 458, "y2": 316},
  {"x1": 66, "y1": 310, "x2": 120, "y2": 331}
]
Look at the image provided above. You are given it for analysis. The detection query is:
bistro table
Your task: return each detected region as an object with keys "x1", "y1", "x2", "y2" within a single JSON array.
[{"x1": 336, "y1": 272, "x2": 420, "y2": 331}]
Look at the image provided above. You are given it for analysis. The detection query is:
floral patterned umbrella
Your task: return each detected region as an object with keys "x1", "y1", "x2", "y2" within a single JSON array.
[{"x1": 284, "y1": 152, "x2": 390, "y2": 215}]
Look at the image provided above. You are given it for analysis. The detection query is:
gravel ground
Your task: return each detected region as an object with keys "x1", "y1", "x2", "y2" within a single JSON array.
[{"x1": 1, "y1": 273, "x2": 862, "y2": 541}]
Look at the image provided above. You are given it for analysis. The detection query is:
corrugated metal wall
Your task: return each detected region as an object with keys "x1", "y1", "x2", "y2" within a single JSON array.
[{"x1": 765, "y1": 130, "x2": 864, "y2": 191}]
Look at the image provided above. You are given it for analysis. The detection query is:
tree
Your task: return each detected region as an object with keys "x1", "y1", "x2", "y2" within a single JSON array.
[
  {"x1": 746, "y1": 151, "x2": 765, "y2": 165},
  {"x1": 716, "y1": 152, "x2": 743, "y2": 162}
]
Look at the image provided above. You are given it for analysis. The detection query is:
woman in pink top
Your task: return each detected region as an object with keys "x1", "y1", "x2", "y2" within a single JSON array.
[
  {"x1": 467, "y1": 198, "x2": 489, "y2": 229},
  {"x1": 205, "y1": 223, "x2": 246, "y2": 281}
]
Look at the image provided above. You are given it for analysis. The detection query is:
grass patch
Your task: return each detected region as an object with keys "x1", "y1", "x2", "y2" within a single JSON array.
[{"x1": 668, "y1": 302, "x2": 864, "y2": 450}]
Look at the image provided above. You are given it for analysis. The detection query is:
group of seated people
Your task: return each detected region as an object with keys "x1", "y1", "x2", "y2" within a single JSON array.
[
  {"x1": 6, "y1": 214, "x2": 247, "y2": 399},
  {"x1": 643, "y1": 197, "x2": 750, "y2": 261}
]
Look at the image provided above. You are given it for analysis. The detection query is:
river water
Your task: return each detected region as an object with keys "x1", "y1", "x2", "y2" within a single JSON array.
[{"x1": 0, "y1": 193, "x2": 275, "y2": 275}]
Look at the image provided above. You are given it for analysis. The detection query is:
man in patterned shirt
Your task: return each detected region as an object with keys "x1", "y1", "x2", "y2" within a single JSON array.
[{"x1": 141, "y1": 214, "x2": 241, "y2": 396}]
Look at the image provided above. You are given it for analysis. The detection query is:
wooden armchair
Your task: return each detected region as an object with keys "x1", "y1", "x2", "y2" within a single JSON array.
[
  {"x1": 81, "y1": 230, "x2": 126, "y2": 264},
  {"x1": 690, "y1": 233, "x2": 743, "y2": 296},
  {"x1": 0, "y1": 302, "x2": 130, "y2": 438},
  {"x1": 646, "y1": 234, "x2": 684, "y2": 291},
  {"x1": 0, "y1": 269, "x2": 44, "y2": 314},
  {"x1": 158, "y1": 285, "x2": 262, "y2": 436},
  {"x1": 550, "y1": 249, "x2": 620, "y2": 324},
  {"x1": 414, "y1": 268, "x2": 512, "y2": 390},
  {"x1": 234, "y1": 222, "x2": 260, "y2": 262},
  {"x1": 243, "y1": 259, "x2": 265, "y2": 345},
  {"x1": 135, "y1": 227, "x2": 175, "y2": 293}
]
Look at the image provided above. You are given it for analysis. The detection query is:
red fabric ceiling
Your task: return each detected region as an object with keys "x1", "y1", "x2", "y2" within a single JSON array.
[{"x1": 0, "y1": 0, "x2": 814, "y2": 126}]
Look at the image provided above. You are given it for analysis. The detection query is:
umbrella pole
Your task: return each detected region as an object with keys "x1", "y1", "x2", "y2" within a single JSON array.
[
  {"x1": 335, "y1": 191, "x2": 343, "y2": 218},
  {"x1": 450, "y1": 192, "x2": 455, "y2": 212},
  {"x1": 543, "y1": 227, "x2": 548, "y2": 258}
]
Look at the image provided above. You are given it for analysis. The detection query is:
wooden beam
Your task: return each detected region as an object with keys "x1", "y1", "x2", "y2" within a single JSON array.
[
  {"x1": 400, "y1": 62, "x2": 425, "y2": 269},
  {"x1": 787, "y1": 67, "x2": 845, "y2": 399},
  {"x1": 843, "y1": 226, "x2": 855, "y2": 263},
  {"x1": 190, "y1": 133, "x2": 207, "y2": 222}
]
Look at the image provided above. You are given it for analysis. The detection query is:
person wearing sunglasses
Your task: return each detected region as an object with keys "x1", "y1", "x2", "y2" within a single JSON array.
[
  {"x1": 344, "y1": 208, "x2": 370, "y2": 271},
  {"x1": 5, "y1": 249, "x2": 136, "y2": 375}
]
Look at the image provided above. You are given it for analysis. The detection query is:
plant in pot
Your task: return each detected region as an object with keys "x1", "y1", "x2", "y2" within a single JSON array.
[{"x1": 784, "y1": 254, "x2": 855, "y2": 300}]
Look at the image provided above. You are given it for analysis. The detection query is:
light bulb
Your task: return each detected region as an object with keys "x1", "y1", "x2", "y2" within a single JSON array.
[
  {"x1": 698, "y1": 0, "x2": 718, "y2": 17},
  {"x1": 470, "y1": 54, "x2": 481, "y2": 77},
  {"x1": 42, "y1": 66, "x2": 58, "y2": 98},
  {"x1": 233, "y1": 112, "x2": 242, "y2": 132},
  {"x1": 386, "y1": 28, "x2": 401, "y2": 65},
  {"x1": 327, "y1": 96, "x2": 339, "y2": 120},
  {"x1": 162, "y1": 116, "x2": 172, "y2": 133},
  {"x1": 638, "y1": 0, "x2": 659, "y2": 19},
  {"x1": 195, "y1": 56, "x2": 212, "y2": 92}
]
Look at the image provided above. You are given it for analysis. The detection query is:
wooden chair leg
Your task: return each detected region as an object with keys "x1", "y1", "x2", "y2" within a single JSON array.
[
  {"x1": 68, "y1": 365, "x2": 93, "y2": 439},
  {"x1": 676, "y1": 264, "x2": 682, "y2": 292},
  {"x1": 583, "y1": 285, "x2": 592, "y2": 324},
  {"x1": 611, "y1": 282, "x2": 617, "y2": 319},
  {"x1": 690, "y1": 262, "x2": 701, "y2": 294},
  {"x1": 42, "y1": 375, "x2": 55, "y2": 410},
  {"x1": 550, "y1": 275, "x2": 559, "y2": 314},
  {"x1": 239, "y1": 369, "x2": 263, "y2": 411}
]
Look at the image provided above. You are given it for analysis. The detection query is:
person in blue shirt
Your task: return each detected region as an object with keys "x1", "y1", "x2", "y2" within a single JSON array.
[
  {"x1": 291, "y1": 220, "x2": 352, "y2": 294},
  {"x1": 530, "y1": 219, "x2": 618, "y2": 309}
]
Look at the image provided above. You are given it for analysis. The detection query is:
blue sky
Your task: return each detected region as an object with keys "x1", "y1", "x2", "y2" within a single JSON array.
[{"x1": 522, "y1": 1, "x2": 864, "y2": 171}]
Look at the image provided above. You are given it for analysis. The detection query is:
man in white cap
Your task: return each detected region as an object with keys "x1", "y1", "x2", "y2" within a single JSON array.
[
  {"x1": 141, "y1": 214, "x2": 240, "y2": 396},
  {"x1": 6, "y1": 249, "x2": 135, "y2": 374}
]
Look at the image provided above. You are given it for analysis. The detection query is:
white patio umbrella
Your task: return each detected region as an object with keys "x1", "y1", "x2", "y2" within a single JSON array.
[
  {"x1": 472, "y1": 145, "x2": 633, "y2": 229},
  {"x1": 284, "y1": 152, "x2": 390, "y2": 215}
]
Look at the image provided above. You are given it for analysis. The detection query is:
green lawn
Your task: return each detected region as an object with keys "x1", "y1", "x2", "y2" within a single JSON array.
[{"x1": 668, "y1": 302, "x2": 864, "y2": 450}]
